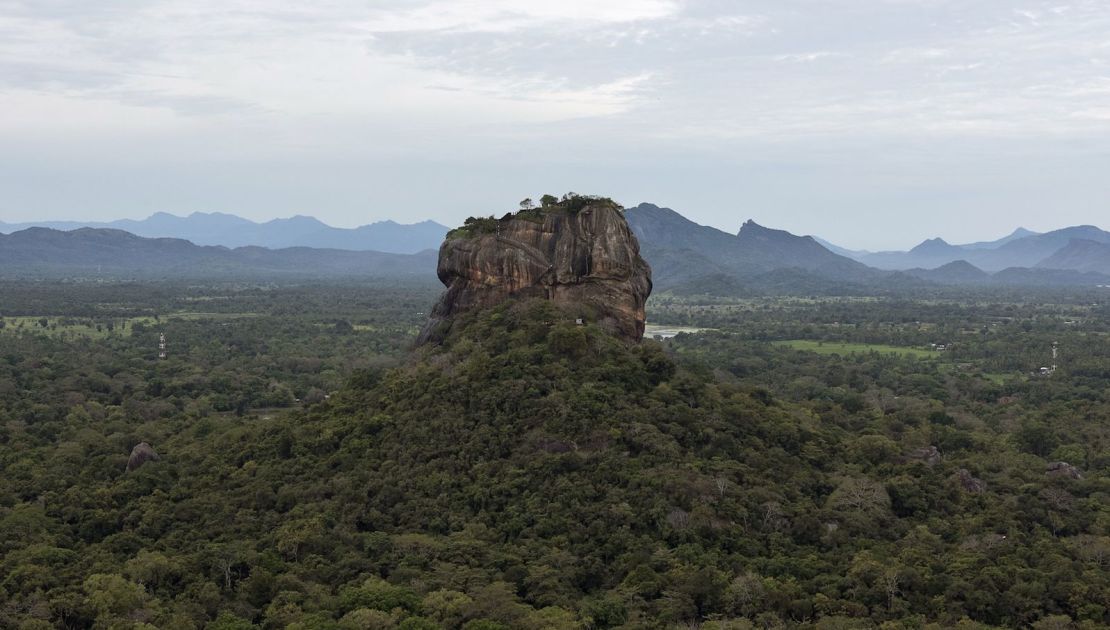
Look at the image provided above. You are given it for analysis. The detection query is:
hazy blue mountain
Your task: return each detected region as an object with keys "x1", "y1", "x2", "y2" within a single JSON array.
[
  {"x1": 0, "y1": 227, "x2": 436, "y2": 280},
  {"x1": 1035, "y1": 239, "x2": 1110, "y2": 275},
  {"x1": 904, "y1": 260, "x2": 992, "y2": 285},
  {"x1": 735, "y1": 220, "x2": 880, "y2": 280},
  {"x1": 910, "y1": 237, "x2": 960, "y2": 256},
  {"x1": 288, "y1": 219, "x2": 449, "y2": 252},
  {"x1": 959, "y1": 227, "x2": 1039, "y2": 250},
  {"x1": 623, "y1": 203, "x2": 743, "y2": 256},
  {"x1": 623, "y1": 204, "x2": 1110, "y2": 291},
  {"x1": 624, "y1": 203, "x2": 881, "y2": 293},
  {"x1": 815, "y1": 227, "x2": 1040, "y2": 265},
  {"x1": 858, "y1": 225, "x2": 1110, "y2": 272},
  {"x1": 0, "y1": 212, "x2": 449, "y2": 254},
  {"x1": 979, "y1": 225, "x2": 1110, "y2": 271},
  {"x1": 812, "y1": 236, "x2": 869, "y2": 259},
  {"x1": 861, "y1": 237, "x2": 968, "y2": 270},
  {"x1": 5, "y1": 209, "x2": 1108, "y2": 290}
]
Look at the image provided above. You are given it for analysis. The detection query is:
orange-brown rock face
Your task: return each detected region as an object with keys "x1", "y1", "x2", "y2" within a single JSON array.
[{"x1": 418, "y1": 204, "x2": 652, "y2": 344}]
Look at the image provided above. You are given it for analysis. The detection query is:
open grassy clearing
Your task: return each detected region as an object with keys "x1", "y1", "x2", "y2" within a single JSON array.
[
  {"x1": 0, "y1": 315, "x2": 158, "y2": 339},
  {"x1": 773, "y1": 339, "x2": 937, "y2": 358},
  {"x1": 164, "y1": 311, "x2": 261, "y2": 320}
]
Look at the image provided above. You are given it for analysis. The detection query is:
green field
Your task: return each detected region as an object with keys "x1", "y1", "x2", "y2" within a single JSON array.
[
  {"x1": 774, "y1": 339, "x2": 936, "y2": 358},
  {"x1": 0, "y1": 315, "x2": 157, "y2": 339},
  {"x1": 980, "y1": 372, "x2": 1011, "y2": 384}
]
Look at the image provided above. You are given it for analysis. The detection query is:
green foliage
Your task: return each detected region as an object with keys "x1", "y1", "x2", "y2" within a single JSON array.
[
  {"x1": 208, "y1": 612, "x2": 257, "y2": 629},
  {"x1": 339, "y1": 577, "x2": 420, "y2": 614},
  {"x1": 446, "y1": 193, "x2": 623, "y2": 239},
  {"x1": 447, "y1": 216, "x2": 500, "y2": 240},
  {"x1": 0, "y1": 283, "x2": 1108, "y2": 629}
]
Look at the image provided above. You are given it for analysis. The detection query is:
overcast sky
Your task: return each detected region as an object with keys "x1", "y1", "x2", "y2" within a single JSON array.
[{"x1": 2, "y1": 0, "x2": 1109, "y2": 249}]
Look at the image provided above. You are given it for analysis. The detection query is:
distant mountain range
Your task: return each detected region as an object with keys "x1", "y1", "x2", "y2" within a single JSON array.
[
  {"x1": 824, "y1": 225, "x2": 1110, "y2": 275},
  {"x1": 0, "y1": 212, "x2": 448, "y2": 254},
  {"x1": 0, "y1": 228, "x2": 436, "y2": 280},
  {"x1": 624, "y1": 203, "x2": 1110, "y2": 293},
  {"x1": 624, "y1": 203, "x2": 892, "y2": 294},
  {"x1": 2, "y1": 206, "x2": 1109, "y2": 291}
]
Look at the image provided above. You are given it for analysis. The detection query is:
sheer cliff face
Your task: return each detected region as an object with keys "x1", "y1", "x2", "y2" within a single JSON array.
[{"x1": 419, "y1": 204, "x2": 652, "y2": 344}]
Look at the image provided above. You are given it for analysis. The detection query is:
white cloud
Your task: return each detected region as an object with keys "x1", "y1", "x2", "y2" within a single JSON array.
[
  {"x1": 363, "y1": 0, "x2": 680, "y2": 33},
  {"x1": 3, "y1": 0, "x2": 1110, "y2": 239}
]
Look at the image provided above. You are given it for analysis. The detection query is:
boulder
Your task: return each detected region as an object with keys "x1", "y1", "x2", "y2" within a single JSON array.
[
  {"x1": 907, "y1": 445, "x2": 942, "y2": 466},
  {"x1": 127, "y1": 442, "x2": 161, "y2": 472},
  {"x1": 1045, "y1": 461, "x2": 1083, "y2": 479},
  {"x1": 955, "y1": 468, "x2": 986, "y2": 494}
]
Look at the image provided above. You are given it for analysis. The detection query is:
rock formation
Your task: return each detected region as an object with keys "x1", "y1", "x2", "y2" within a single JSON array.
[
  {"x1": 954, "y1": 468, "x2": 986, "y2": 494},
  {"x1": 418, "y1": 198, "x2": 652, "y2": 344},
  {"x1": 127, "y1": 442, "x2": 161, "y2": 471},
  {"x1": 1046, "y1": 461, "x2": 1083, "y2": 479},
  {"x1": 907, "y1": 445, "x2": 942, "y2": 466}
]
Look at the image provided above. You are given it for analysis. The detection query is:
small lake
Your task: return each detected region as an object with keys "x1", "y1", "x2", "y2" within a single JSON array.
[{"x1": 644, "y1": 324, "x2": 713, "y2": 339}]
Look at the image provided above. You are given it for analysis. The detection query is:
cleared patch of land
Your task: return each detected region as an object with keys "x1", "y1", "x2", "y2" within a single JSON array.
[
  {"x1": 774, "y1": 339, "x2": 936, "y2": 358},
  {"x1": 0, "y1": 315, "x2": 157, "y2": 339}
]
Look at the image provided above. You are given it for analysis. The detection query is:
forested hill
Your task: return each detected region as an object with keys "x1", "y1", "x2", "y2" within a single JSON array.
[
  {"x1": 3, "y1": 294, "x2": 1106, "y2": 628},
  {"x1": 0, "y1": 227, "x2": 436, "y2": 279},
  {"x1": 622, "y1": 203, "x2": 952, "y2": 295},
  {"x1": 622, "y1": 202, "x2": 873, "y2": 279},
  {"x1": 623, "y1": 204, "x2": 1110, "y2": 293},
  {"x1": 0, "y1": 212, "x2": 449, "y2": 254}
]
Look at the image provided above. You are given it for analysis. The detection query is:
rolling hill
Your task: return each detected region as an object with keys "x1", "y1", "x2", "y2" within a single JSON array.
[
  {"x1": 624, "y1": 203, "x2": 880, "y2": 293},
  {"x1": 0, "y1": 228, "x2": 436, "y2": 280},
  {"x1": 4, "y1": 208, "x2": 1109, "y2": 290},
  {"x1": 1036, "y1": 239, "x2": 1110, "y2": 275},
  {"x1": 0, "y1": 212, "x2": 449, "y2": 254},
  {"x1": 851, "y1": 225, "x2": 1110, "y2": 272}
]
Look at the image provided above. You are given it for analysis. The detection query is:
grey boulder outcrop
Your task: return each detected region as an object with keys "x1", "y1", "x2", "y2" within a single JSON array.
[
  {"x1": 1046, "y1": 461, "x2": 1083, "y2": 479},
  {"x1": 127, "y1": 442, "x2": 161, "y2": 471}
]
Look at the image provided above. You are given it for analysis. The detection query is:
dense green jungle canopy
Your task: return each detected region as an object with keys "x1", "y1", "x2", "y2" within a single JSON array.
[{"x1": 0, "y1": 283, "x2": 1107, "y2": 630}]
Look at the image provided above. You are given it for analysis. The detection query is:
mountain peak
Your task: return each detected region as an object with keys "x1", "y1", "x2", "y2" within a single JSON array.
[
  {"x1": 909, "y1": 237, "x2": 955, "y2": 254},
  {"x1": 936, "y1": 259, "x2": 986, "y2": 273},
  {"x1": 737, "y1": 219, "x2": 798, "y2": 241},
  {"x1": 267, "y1": 215, "x2": 328, "y2": 226},
  {"x1": 627, "y1": 202, "x2": 692, "y2": 223}
]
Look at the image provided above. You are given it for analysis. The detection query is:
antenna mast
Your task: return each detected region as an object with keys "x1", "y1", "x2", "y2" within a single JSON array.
[
  {"x1": 1052, "y1": 341, "x2": 1058, "y2": 374},
  {"x1": 159, "y1": 332, "x2": 167, "y2": 360}
]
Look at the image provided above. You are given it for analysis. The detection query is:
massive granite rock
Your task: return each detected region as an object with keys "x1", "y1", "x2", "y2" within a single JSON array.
[{"x1": 418, "y1": 201, "x2": 652, "y2": 344}]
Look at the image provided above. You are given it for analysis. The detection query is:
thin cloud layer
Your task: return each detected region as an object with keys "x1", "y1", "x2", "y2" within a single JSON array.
[{"x1": 1, "y1": 0, "x2": 1109, "y2": 248}]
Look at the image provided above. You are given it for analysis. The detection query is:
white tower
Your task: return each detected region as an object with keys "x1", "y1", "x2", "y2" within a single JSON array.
[
  {"x1": 1052, "y1": 341, "x2": 1058, "y2": 373},
  {"x1": 159, "y1": 332, "x2": 166, "y2": 360}
]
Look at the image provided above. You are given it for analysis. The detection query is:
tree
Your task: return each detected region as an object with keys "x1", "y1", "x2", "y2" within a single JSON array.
[
  {"x1": 83, "y1": 573, "x2": 150, "y2": 620},
  {"x1": 208, "y1": 612, "x2": 257, "y2": 630},
  {"x1": 519, "y1": 198, "x2": 535, "y2": 210},
  {"x1": 827, "y1": 477, "x2": 891, "y2": 532}
]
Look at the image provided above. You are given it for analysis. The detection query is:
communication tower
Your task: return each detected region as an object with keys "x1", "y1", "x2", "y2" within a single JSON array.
[{"x1": 159, "y1": 332, "x2": 167, "y2": 360}]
